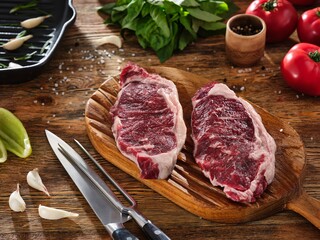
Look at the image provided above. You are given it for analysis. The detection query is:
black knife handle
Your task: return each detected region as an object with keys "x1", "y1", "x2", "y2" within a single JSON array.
[
  {"x1": 142, "y1": 221, "x2": 171, "y2": 240},
  {"x1": 112, "y1": 228, "x2": 140, "y2": 240}
]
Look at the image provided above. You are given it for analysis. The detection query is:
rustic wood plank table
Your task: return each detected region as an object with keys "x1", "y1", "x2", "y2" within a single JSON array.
[{"x1": 1, "y1": 0, "x2": 320, "y2": 239}]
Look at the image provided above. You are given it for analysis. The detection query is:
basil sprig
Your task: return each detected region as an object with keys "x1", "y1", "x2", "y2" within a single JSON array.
[{"x1": 98, "y1": 0, "x2": 238, "y2": 62}]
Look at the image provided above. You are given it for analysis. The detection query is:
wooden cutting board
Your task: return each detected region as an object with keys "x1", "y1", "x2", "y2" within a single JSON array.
[{"x1": 84, "y1": 66, "x2": 320, "y2": 228}]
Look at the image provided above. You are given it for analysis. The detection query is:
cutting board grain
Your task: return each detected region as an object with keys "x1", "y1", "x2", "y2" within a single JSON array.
[{"x1": 85, "y1": 66, "x2": 320, "y2": 227}]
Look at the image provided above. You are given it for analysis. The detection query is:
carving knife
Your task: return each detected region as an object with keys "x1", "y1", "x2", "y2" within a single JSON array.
[{"x1": 45, "y1": 129, "x2": 138, "y2": 240}]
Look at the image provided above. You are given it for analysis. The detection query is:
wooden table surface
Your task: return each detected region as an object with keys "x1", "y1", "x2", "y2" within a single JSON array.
[{"x1": 1, "y1": 0, "x2": 320, "y2": 239}]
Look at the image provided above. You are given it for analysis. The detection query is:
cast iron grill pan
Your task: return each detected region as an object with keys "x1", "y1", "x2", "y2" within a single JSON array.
[{"x1": 0, "y1": 0, "x2": 76, "y2": 84}]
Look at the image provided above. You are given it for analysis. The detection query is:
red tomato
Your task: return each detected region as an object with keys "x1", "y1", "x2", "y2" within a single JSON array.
[
  {"x1": 297, "y1": 8, "x2": 320, "y2": 46},
  {"x1": 245, "y1": 0, "x2": 298, "y2": 43},
  {"x1": 287, "y1": 0, "x2": 315, "y2": 6},
  {"x1": 281, "y1": 43, "x2": 320, "y2": 96}
]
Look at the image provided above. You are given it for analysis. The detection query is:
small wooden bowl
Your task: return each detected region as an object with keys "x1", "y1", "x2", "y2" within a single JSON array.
[{"x1": 225, "y1": 14, "x2": 266, "y2": 67}]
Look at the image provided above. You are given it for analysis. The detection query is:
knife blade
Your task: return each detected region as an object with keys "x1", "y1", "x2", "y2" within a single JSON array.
[{"x1": 45, "y1": 129, "x2": 139, "y2": 240}]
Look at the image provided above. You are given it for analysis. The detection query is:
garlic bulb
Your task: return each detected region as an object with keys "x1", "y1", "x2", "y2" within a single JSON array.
[
  {"x1": 2, "y1": 35, "x2": 33, "y2": 51},
  {"x1": 38, "y1": 205, "x2": 79, "y2": 220},
  {"x1": 94, "y1": 35, "x2": 122, "y2": 48},
  {"x1": 27, "y1": 168, "x2": 50, "y2": 196},
  {"x1": 9, "y1": 184, "x2": 26, "y2": 212},
  {"x1": 21, "y1": 15, "x2": 51, "y2": 29}
]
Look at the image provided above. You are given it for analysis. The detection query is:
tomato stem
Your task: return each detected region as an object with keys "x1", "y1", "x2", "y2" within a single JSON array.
[
  {"x1": 317, "y1": 8, "x2": 320, "y2": 18},
  {"x1": 309, "y1": 50, "x2": 320, "y2": 62},
  {"x1": 262, "y1": 0, "x2": 277, "y2": 11}
]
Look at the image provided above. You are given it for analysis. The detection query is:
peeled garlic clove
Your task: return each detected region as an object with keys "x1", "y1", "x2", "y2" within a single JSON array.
[
  {"x1": 9, "y1": 184, "x2": 26, "y2": 212},
  {"x1": 27, "y1": 168, "x2": 50, "y2": 196},
  {"x1": 2, "y1": 35, "x2": 33, "y2": 51},
  {"x1": 21, "y1": 15, "x2": 51, "y2": 29},
  {"x1": 38, "y1": 204, "x2": 79, "y2": 220},
  {"x1": 94, "y1": 35, "x2": 122, "y2": 48},
  {"x1": 7, "y1": 62, "x2": 22, "y2": 69}
]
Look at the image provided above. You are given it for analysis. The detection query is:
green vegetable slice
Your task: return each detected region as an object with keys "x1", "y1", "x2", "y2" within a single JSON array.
[
  {"x1": 0, "y1": 138, "x2": 7, "y2": 163},
  {"x1": 0, "y1": 108, "x2": 32, "y2": 158}
]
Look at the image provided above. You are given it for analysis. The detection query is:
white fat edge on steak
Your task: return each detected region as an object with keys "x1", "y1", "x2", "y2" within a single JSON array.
[
  {"x1": 112, "y1": 73, "x2": 187, "y2": 179},
  {"x1": 193, "y1": 83, "x2": 276, "y2": 199}
]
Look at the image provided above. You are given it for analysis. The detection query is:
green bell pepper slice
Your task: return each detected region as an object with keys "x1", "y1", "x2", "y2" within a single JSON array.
[{"x1": 0, "y1": 108, "x2": 32, "y2": 158}]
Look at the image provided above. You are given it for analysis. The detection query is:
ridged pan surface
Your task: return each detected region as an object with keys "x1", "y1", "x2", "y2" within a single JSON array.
[{"x1": 0, "y1": 0, "x2": 76, "y2": 84}]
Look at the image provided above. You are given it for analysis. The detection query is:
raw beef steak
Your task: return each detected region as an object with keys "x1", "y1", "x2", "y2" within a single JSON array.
[
  {"x1": 110, "y1": 63, "x2": 187, "y2": 179},
  {"x1": 191, "y1": 82, "x2": 276, "y2": 202}
]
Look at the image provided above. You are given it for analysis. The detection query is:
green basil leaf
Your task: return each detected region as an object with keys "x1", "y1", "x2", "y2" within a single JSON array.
[
  {"x1": 169, "y1": 13, "x2": 180, "y2": 23},
  {"x1": 200, "y1": 1, "x2": 229, "y2": 16},
  {"x1": 111, "y1": 10, "x2": 127, "y2": 23},
  {"x1": 179, "y1": 29, "x2": 195, "y2": 50},
  {"x1": 192, "y1": 17, "x2": 200, "y2": 32},
  {"x1": 162, "y1": 1, "x2": 182, "y2": 14},
  {"x1": 121, "y1": 0, "x2": 145, "y2": 28},
  {"x1": 179, "y1": 15, "x2": 196, "y2": 38},
  {"x1": 219, "y1": 0, "x2": 240, "y2": 19},
  {"x1": 98, "y1": 0, "x2": 239, "y2": 62},
  {"x1": 181, "y1": 0, "x2": 200, "y2": 7},
  {"x1": 137, "y1": 35, "x2": 148, "y2": 49},
  {"x1": 122, "y1": 18, "x2": 139, "y2": 31},
  {"x1": 113, "y1": 5, "x2": 129, "y2": 12},
  {"x1": 141, "y1": 3, "x2": 151, "y2": 17},
  {"x1": 200, "y1": 21, "x2": 226, "y2": 31},
  {"x1": 97, "y1": 3, "x2": 116, "y2": 15},
  {"x1": 156, "y1": 22, "x2": 179, "y2": 63},
  {"x1": 115, "y1": 0, "x2": 132, "y2": 6},
  {"x1": 150, "y1": 5, "x2": 170, "y2": 38},
  {"x1": 136, "y1": 18, "x2": 170, "y2": 51},
  {"x1": 187, "y1": 7, "x2": 222, "y2": 22}
]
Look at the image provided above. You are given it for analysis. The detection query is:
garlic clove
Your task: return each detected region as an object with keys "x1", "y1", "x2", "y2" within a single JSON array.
[
  {"x1": 2, "y1": 35, "x2": 33, "y2": 51},
  {"x1": 38, "y1": 204, "x2": 79, "y2": 220},
  {"x1": 7, "y1": 62, "x2": 23, "y2": 69},
  {"x1": 9, "y1": 184, "x2": 26, "y2": 212},
  {"x1": 27, "y1": 168, "x2": 50, "y2": 196},
  {"x1": 94, "y1": 35, "x2": 122, "y2": 48},
  {"x1": 21, "y1": 15, "x2": 51, "y2": 29}
]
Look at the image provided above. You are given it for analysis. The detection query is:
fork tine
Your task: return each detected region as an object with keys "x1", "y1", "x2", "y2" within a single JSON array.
[{"x1": 73, "y1": 139, "x2": 136, "y2": 208}]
